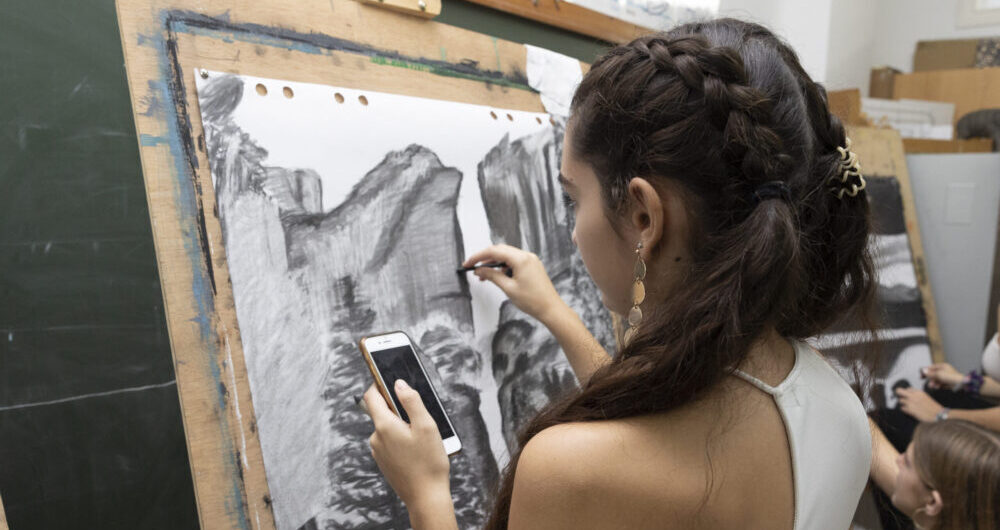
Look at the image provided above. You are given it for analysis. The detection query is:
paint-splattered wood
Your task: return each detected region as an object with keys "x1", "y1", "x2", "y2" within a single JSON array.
[
  {"x1": 459, "y1": 0, "x2": 650, "y2": 44},
  {"x1": 847, "y1": 126, "x2": 945, "y2": 363},
  {"x1": 114, "y1": 1, "x2": 572, "y2": 528}
]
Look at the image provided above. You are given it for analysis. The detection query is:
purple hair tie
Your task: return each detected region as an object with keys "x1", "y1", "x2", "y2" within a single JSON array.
[{"x1": 962, "y1": 369, "x2": 984, "y2": 394}]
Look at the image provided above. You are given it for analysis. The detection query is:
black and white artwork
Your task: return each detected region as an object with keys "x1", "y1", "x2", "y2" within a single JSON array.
[
  {"x1": 195, "y1": 71, "x2": 613, "y2": 530},
  {"x1": 813, "y1": 177, "x2": 934, "y2": 412}
]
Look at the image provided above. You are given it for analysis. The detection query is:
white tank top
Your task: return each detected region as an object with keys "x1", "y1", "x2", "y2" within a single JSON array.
[
  {"x1": 732, "y1": 340, "x2": 872, "y2": 530},
  {"x1": 982, "y1": 333, "x2": 1000, "y2": 380}
]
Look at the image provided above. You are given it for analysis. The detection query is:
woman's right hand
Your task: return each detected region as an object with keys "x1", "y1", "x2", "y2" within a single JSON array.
[
  {"x1": 895, "y1": 387, "x2": 946, "y2": 422},
  {"x1": 462, "y1": 244, "x2": 567, "y2": 324},
  {"x1": 922, "y1": 362, "x2": 963, "y2": 390}
]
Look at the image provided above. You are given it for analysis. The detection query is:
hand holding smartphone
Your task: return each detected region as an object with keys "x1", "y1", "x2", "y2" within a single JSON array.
[{"x1": 359, "y1": 331, "x2": 462, "y2": 455}]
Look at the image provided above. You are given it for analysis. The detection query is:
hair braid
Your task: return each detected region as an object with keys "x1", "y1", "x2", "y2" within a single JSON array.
[
  {"x1": 778, "y1": 57, "x2": 875, "y2": 336},
  {"x1": 628, "y1": 34, "x2": 795, "y2": 216}
]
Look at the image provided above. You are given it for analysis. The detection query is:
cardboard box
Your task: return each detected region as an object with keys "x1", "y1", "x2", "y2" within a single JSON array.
[
  {"x1": 902, "y1": 138, "x2": 993, "y2": 153},
  {"x1": 870, "y1": 66, "x2": 901, "y2": 98},
  {"x1": 894, "y1": 67, "x2": 1000, "y2": 125},
  {"x1": 828, "y1": 89, "x2": 865, "y2": 126},
  {"x1": 914, "y1": 39, "x2": 980, "y2": 71}
]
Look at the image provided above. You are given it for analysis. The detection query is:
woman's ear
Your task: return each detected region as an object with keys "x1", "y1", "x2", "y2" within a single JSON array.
[
  {"x1": 627, "y1": 177, "x2": 664, "y2": 255},
  {"x1": 923, "y1": 490, "x2": 944, "y2": 517}
]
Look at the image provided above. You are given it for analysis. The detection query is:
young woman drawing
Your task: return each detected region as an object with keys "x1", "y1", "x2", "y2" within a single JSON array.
[{"x1": 363, "y1": 18, "x2": 876, "y2": 529}]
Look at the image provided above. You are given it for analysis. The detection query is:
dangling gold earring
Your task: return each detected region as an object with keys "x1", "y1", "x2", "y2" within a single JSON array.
[{"x1": 624, "y1": 242, "x2": 645, "y2": 345}]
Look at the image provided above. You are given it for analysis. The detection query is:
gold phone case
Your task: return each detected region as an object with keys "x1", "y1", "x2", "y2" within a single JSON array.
[
  {"x1": 358, "y1": 330, "x2": 406, "y2": 417},
  {"x1": 358, "y1": 331, "x2": 463, "y2": 456}
]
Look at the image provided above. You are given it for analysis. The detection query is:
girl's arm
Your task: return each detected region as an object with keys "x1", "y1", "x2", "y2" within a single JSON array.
[
  {"x1": 868, "y1": 418, "x2": 899, "y2": 496},
  {"x1": 897, "y1": 386, "x2": 1000, "y2": 431},
  {"x1": 362, "y1": 383, "x2": 459, "y2": 530},
  {"x1": 947, "y1": 407, "x2": 1000, "y2": 431},
  {"x1": 464, "y1": 244, "x2": 611, "y2": 383},
  {"x1": 536, "y1": 301, "x2": 612, "y2": 383},
  {"x1": 406, "y1": 492, "x2": 460, "y2": 530},
  {"x1": 980, "y1": 376, "x2": 1000, "y2": 399},
  {"x1": 923, "y1": 361, "x2": 1000, "y2": 399}
]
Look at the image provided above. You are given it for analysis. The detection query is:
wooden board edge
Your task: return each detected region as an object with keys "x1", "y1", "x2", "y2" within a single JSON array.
[
  {"x1": 902, "y1": 138, "x2": 994, "y2": 154},
  {"x1": 115, "y1": 2, "x2": 272, "y2": 529},
  {"x1": 114, "y1": 4, "x2": 211, "y2": 529},
  {"x1": 849, "y1": 126, "x2": 946, "y2": 363},
  {"x1": 0, "y1": 491, "x2": 7, "y2": 530},
  {"x1": 459, "y1": 0, "x2": 650, "y2": 44}
]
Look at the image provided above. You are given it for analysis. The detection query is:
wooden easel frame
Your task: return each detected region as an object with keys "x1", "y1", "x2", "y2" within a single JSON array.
[
  {"x1": 459, "y1": 0, "x2": 650, "y2": 43},
  {"x1": 848, "y1": 126, "x2": 945, "y2": 363},
  {"x1": 115, "y1": 1, "x2": 571, "y2": 527}
]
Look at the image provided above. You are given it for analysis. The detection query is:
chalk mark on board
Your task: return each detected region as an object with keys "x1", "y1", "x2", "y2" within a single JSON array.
[{"x1": 0, "y1": 380, "x2": 178, "y2": 412}]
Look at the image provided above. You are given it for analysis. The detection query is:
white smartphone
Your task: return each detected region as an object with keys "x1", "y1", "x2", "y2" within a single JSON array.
[{"x1": 359, "y1": 331, "x2": 462, "y2": 455}]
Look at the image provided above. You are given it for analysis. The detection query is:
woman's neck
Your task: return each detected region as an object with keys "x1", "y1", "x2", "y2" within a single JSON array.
[
  {"x1": 736, "y1": 329, "x2": 796, "y2": 388},
  {"x1": 912, "y1": 510, "x2": 936, "y2": 530}
]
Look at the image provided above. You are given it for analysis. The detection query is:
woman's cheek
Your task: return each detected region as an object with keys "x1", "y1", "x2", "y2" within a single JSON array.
[
  {"x1": 890, "y1": 471, "x2": 919, "y2": 515},
  {"x1": 575, "y1": 212, "x2": 631, "y2": 314}
]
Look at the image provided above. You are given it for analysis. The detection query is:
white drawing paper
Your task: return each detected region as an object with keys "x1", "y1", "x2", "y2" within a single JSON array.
[{"x1": 195, "y1": 71, "x2": 613, "y2": 530}]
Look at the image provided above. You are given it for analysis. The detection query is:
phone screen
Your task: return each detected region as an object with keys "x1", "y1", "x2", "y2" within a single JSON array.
[{"x1": 371, "y1": 345, "x2": 455, "y2": 439}]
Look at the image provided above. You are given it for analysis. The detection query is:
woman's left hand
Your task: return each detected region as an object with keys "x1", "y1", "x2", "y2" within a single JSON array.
[
  {"x1": 921, "y1": 362, "x2": 963, "y2": 390},
  {"x1": 895, "y1": 387, "x2": 945, "y2": 422},
  {"x1": 362, "y1": 380, "x2": 451, "y2": 507}
]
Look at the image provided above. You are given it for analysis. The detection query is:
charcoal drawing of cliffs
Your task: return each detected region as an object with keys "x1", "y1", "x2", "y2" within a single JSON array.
[
  {"x1": 198, "y1": 74, "x2": 497, "y2": 530},
  {"x1": 477, "y1": 128, "x2": 615, "y2": 450}
]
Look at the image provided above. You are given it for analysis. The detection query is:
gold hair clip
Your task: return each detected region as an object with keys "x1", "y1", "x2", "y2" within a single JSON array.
[{"x1": 829, "y1": 137, "x2": 866, "y2": 200}]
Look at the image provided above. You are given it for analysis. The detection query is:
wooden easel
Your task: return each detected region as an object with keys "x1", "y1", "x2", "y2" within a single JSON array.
[
  {"x1": 848, "y1": 126, "x2": 944, "y2": 362},
  {"x1": 116, "y1": 1, "x2": 575, "y2": 527},
  {"x1": 1, "y1": 491, "x2": 8, "y2": 530},
  {"x1": 460, "y1": 0, "x2": 650, "y2": 43}
]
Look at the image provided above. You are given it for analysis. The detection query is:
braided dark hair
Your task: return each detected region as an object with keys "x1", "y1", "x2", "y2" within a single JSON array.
[{"x1": 483, "y1": 18, "x2": 876, "y2": 528}]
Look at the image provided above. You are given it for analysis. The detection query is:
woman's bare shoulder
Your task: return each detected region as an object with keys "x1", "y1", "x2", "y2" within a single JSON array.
[
  {"x1": 521, "y1": 422, "x2": 627, "y2": 473},
  {"x1": 507, "y1": 420, "x2": 702, "y2": 529}
]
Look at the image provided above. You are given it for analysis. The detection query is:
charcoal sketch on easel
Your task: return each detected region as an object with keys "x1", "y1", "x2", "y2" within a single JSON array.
[
  {"x1": 814, "y1": 177, "x2": 933, "y2": 413},
  {"x1": 196, "y1": 72, "x2": 613, "y2": 530},
  {"x1": 477, "y1": 131, "x2": 614, "y2": 449}
]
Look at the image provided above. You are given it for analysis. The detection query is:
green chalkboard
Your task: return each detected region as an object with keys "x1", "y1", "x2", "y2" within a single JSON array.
[
  {"x1": 0, "y1": 0, "x2": 607, "y2": 527},
  {"x1": 0, "y1": 0, "x2": 199, "y2": 528},
  {"x1": 437, "y1": 0, "x2": 611, "y2": 63}
]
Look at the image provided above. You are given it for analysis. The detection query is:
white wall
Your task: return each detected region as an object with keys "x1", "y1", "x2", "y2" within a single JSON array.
[
  {"x1": 871, "y1": 0, "x2": 1000, "y2": 75},
  {"x1": 718, "y1": 0, "x2": 833, "y2": 83},
  {"x1": 824, "y1": 0, "x2": 879, "y2": 93},
  {"x1": 717, "y1": 0, "x2": 1000, "y2": 94},
  {"x1": 907, "y1": 154, "x2": 1000, "y2": 372},
  {"x1": 825, "y1": 0, "x2": 1000, "y2": 95}
]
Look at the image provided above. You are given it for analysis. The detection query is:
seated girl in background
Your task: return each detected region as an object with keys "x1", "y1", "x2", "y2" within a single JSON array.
[
  {"x1": 896, "y1": 312, "x2": 1000, "y2": 431},
  {"x1": 871, "y1": 419, "x2": 1000, "y2": 530}
]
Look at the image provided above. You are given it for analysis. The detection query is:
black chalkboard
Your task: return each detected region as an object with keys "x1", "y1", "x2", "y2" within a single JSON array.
[
  {"x1": 0, "y1": 0, "x2": 605, "y2": 527},
  {"x1": 0, "y1": 0, "x2": 199, "y2": 528}
]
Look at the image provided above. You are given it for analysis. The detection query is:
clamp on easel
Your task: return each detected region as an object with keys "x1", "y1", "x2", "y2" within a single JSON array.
[{"x1": 360, "y1": 0, "x2": 441, "y2": 18}]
